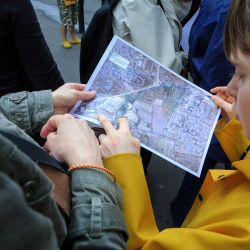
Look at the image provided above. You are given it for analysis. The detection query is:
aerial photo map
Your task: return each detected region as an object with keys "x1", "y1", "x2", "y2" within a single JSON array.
[{"x1": 71, "y1": 36, "x2": 220, "y2": 177}]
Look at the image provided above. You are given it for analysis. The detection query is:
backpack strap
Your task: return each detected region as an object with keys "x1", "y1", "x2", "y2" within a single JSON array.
[
  {"x1": 181, "y1": 0, "x2": 201, "y2": 26},
  {"x1": 156, "y1": 0, "x2": 164, "y2": 11},
  {"x1": 0, "y1": 131, "x2": 67, "y2": 173},
  {"x1": 110, "y1": 0, "x2": 120, "y2": 7}
]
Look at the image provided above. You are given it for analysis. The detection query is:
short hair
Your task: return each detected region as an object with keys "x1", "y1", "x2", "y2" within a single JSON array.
[{"x1": 224, "y1": 0, "x2": 250, "y2": 59}]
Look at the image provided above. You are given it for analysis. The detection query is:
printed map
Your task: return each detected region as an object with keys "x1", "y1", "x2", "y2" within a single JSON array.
[{"x1": 71, "y1": 36, "x2": 220, "y2": 177}]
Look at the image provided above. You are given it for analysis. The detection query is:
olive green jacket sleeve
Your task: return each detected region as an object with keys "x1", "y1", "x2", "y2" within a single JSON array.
[
  {"x1": 0, "y1": 90, "x2": 53, "y2": 136},
  {"x1": 68, "y1": 169, "x2": 128, "y2": 250}
]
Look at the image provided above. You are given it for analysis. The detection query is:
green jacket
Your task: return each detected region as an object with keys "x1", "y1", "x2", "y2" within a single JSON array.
[{"x1": 0, "y1": 90, "x2": 127, "y2": 249}]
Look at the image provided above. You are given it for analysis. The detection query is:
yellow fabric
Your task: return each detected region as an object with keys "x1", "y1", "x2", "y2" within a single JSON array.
[
  {"x1": 104, "y1": 154, "x2": 158, "y2": 249},
  {"x1": 215, "y1": 119, "x2": 250, "y2": 162},
  {"x1": 64, "y1": 0, "x2": 76, "y2": 7},
  {"x1": 104, "y1": 119, "x2": 250, "y2": 250}
]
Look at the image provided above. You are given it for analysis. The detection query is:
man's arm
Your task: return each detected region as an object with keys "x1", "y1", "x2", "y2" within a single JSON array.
[
  {"x1": 0, "y1": 173, "x2": 59, "y2": 250},
  {"x1": 68, "y1": 169, "x2": 127, "y2": 250},
  {"x1": 0, "y1": 133, "x2": 67, "y2": 248},
  {"x1": 41, "y1": 114, "x2": 128, "y2": 249},
  {"x1": 0, "y1": 90, "x2": 53, "y2": 136},
  {"x1": 0, "y1": 83, "x2": 96, "y2": 136}
]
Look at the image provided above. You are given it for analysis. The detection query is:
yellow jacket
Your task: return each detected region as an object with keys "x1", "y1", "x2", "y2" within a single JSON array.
[{"x1": 103, "y1": 119, "x2": 250, "y2": 250}]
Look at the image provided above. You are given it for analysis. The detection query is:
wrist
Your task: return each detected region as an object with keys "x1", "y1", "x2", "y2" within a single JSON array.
[
  {"x1": 67, "y1": 159, "x2": 104, "y2": 168},
  {"x1": 65, "y1": 151, "x2": 104, "y2": 168},
  {"x1": 68, "y1": 164, "x2": 116, "y2": 182},
  {"x1": 52, "y1": 92, "x2": 68, "y2": 115}
]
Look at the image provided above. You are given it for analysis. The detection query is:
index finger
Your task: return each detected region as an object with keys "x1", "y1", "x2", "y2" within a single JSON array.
[
  {"x1": 211, "y1": 95, "x2": 231, "y2": 110},
  {"x1": 97, "y1": 114, "x2": 116, "y2": 135},
  {"x1": 118, "y1": 117, "x2": 131, "y2": 134},
  {"x1": 210, "y1": 86, "x2": 227, "y2": 94}
]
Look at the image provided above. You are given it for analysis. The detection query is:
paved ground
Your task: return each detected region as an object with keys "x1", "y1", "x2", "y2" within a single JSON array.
[{"x1": 32, "y1": 0, "x2": 186, "y2": 230}]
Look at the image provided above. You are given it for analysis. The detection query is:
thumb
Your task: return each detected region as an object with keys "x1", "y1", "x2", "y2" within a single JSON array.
[
  {"x1": 40, "y1": 115, "x2": 64, "y2": 138},
  {"x1": 83, "y1": 91, "x2": 96, "y2": 100},
  {"x1": 72, "y1": 89, "x2": 96, "y2": 101}
]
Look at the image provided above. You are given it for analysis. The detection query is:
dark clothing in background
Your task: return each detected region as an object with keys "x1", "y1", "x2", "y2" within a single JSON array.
[
  {"x1": 171, "y1": 0, "x2": 233, "y2": 227},
  {"x1": 0, "y1": 0, "x2": 64, "y2": 96},
  {"x1": 80, "y1": 0, "x2": 120, "y2": 84},
  {"x1": 188, "y1": 0, "x2": 233, "y2": 165},
  {"x1": 188, "y1": 0, "x2": 234, "y2": 91}
]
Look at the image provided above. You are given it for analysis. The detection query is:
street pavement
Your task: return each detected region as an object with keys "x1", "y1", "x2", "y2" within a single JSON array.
[{"x1": 32, "y1": 0, "x2": 186, "y2": 230}]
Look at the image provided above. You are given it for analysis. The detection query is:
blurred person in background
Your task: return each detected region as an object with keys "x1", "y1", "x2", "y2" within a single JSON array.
[
  {"x1": 57, "y1": 0, "x2": 81, "y2": 49},
  {"x1": 0, "y1": 0, "x2": 64, "y2": 96}
]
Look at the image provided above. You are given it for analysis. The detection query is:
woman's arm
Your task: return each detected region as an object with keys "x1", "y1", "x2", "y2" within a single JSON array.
[{"x1": 98, "y1": 115, "x2": 159, "y2": 249}]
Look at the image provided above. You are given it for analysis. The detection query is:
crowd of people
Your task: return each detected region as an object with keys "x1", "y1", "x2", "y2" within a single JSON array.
[{"x1": 1, "y1": 0, "x2": 250, "y2": 249}]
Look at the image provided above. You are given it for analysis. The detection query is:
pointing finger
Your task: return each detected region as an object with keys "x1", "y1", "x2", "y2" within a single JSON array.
[
  {"x1": 97, "y1": 114, "x2": 115, "y2": 135},
  {"x1": 118, "y1": 117, "x2": 131, "y2": 133}
]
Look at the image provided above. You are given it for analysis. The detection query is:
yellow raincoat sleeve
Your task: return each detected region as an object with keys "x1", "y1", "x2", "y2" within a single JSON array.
[
  {"x1": 104, "y1": 152, "x2": 250, "y2": 250},
  {"x1": 215, "y1": 118, "x2": 250, "y2": 162},
  {"x1": 104, "y1": 153, "x2": 159, "y2": 249}
]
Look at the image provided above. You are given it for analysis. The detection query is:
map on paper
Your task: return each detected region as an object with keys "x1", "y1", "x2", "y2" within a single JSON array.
[{"x1": 71, "y1": 36, "x2": 220, "y2": 177}]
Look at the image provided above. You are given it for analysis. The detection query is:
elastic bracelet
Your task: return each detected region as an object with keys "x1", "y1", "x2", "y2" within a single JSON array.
[{"x1": 68, "y1": 164, "x2": 116, "y2": 183}]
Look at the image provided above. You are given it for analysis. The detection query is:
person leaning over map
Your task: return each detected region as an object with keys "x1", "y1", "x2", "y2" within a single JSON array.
[
  {"x1": 0, "y1": 84, "x2": 128, "y2": 249},
  {"x1": 45, "y1": 1, "x2": 249, "y2": 248}
]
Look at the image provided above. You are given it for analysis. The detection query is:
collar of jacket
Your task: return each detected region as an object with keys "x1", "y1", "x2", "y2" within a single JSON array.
[
  {"x1": 232, "y1": 156, "x2": 250, "y2": 180},
  {"x1": 208, "y1": 153, "x2": 250, "y2": 182}
]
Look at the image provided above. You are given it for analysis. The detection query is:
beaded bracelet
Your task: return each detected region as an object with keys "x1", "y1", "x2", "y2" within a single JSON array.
[{"x1": 68, "y1": 164, "x2": 116, "y2": 183}]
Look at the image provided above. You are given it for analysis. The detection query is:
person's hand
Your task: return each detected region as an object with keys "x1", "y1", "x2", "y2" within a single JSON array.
[
  {"x1": 40, "y1": 114, "x2": 103, "y2": 167},
  {"x1": 97, "y1": 115, "x2": 140, "y2": 159},
  {"x1": 210, "y1": 86, "x2": 235, "y2": 123},
  {"x1": 52, "y1": 83, "x2": 96, "y2": 115}
]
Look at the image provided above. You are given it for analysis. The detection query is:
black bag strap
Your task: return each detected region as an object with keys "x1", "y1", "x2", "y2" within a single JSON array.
[
  {"x1": 106, "y1": 0, "x2": 120, "y2": 8},
  {"x1": 156, "y1": 0, "x2": 164, "y2": 11},
  {"x1": 181, "y1": 0, "x2": 201, "y2": 27},
  {"x1": 0, "y1": 131, "x2": 67, "y2": 174}
]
